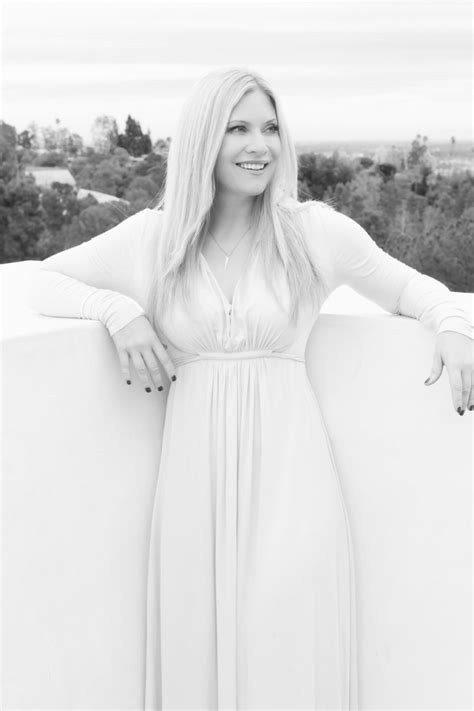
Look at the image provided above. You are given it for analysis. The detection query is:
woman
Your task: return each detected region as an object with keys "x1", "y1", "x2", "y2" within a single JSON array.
[{"x1": 29, "y1": 66, "x2": 473, "y2": 710}]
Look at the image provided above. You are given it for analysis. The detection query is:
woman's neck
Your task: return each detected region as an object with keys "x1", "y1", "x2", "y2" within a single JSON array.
[{"x1": 209, "y1": 193, "x2": 256, "y2": 242}]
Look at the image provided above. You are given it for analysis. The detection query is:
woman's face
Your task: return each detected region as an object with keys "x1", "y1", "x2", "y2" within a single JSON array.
[{"x1": 214, "y1": 88, "x2": 281, "y2": 198}]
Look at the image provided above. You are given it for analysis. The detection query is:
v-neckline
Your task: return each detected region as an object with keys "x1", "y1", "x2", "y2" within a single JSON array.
[{"x1": 200, "y1": 250, "x2": 255, "y2": 311}]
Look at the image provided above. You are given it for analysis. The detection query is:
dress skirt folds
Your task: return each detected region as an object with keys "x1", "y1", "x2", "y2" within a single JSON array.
[{"x1": 144, "y1": 249, "x2": 358, "y2": 710}]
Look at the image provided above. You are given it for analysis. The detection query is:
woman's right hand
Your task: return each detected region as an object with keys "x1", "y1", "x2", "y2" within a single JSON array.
[{"x1": 111, "y1": 315, "x2": 177, "y2": 392}]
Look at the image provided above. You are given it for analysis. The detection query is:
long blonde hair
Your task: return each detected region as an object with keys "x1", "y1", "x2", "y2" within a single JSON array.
[{"x1": 145, "y1": 65, "x2": 330, "y2": 334}]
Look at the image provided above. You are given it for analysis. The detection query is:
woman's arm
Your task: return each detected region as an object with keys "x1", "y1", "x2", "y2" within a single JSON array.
[
  {"x1": 311, "y1": 204, "x2": 473, "y2": 339},
  {"x1": 28, "y1": 209, "x2": 160, "y2": 337}
]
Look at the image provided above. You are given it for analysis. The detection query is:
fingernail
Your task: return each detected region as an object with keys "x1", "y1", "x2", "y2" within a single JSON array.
[
  {"x1": 171, "y1": 375, "x2": 177, "y2": 381},
  {"x1": 145, "y1": 387, "x2": 151, "y2": 393},
  {"x1": 158, "y1": 386, "x2": 163, "y2": 391},
  {"x1": 126, "y1": 380, "x2": 131, "y2": 385},
  {"x1": 457, "y1": 407, "x2": 464, "y2": 416},
  {"x1": 469, "y1": 405, "x2": 474, "y2": 411},
  {"x1": 424, "y1": 378, "x2": 430, "y2": 385}
]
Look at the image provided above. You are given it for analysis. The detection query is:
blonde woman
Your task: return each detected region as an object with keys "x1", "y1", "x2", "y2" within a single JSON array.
[{"x1": 29, "y1": 66, "x2": 473, "y2": 710}]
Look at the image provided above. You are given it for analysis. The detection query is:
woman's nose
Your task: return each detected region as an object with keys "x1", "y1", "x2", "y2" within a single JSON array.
[{"x1": 246, "y1": 131, "x2": 268, "y2": 152}]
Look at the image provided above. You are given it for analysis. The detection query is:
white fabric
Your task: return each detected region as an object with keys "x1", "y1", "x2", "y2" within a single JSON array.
[{"x1": 27, "y1": 203, "x2": 473, "y2": 710}]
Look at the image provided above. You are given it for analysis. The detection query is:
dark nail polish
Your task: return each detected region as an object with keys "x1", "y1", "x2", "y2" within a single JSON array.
[
  {"x1": 171, "y1": 375, "x2": 177, "y2": 381},
  {"x1": 469, "y1": 405, "x2": 474, "y2": 411},
  {"x1": 158, "y1": 386, "x2": 163, "y2": 391},
  {"x1": 457, "y1": 407, "x2": 464, "y2": 416},
  {"x1": 126, "y1": 380, "x2": 131, "y2": 385},
  {"x1": 145, "y1": 387, "x2": 151, "y2": 393}
]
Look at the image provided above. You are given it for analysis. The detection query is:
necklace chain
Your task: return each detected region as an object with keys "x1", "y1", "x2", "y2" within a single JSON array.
[{"x1": 208, "y1": 225, "x2": 252, "y2": 270}]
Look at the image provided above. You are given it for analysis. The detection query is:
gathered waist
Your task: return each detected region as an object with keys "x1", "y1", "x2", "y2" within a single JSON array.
[{"x1": 174, "y1": 349, "x2": 305, "y2": 368}]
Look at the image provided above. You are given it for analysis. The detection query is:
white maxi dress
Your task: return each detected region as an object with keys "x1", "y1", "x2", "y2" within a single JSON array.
[{"x1": 28, "y1": 202, "x2": 473, "y2": 711}]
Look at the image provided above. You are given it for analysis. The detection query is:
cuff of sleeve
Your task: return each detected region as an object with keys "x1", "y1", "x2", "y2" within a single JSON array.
[
  {"x1": 81, "y1": 289, "x2": 146, "y2": 337},
  {"x1": 399, "y1": 274, "x2": 473, "y2": 337},
  {"x1": 104, "y1": 297, "x2": 146, "y2": 337},
  {"x1": 436, "y1": 317, "x2": 474, "y2": 340}
]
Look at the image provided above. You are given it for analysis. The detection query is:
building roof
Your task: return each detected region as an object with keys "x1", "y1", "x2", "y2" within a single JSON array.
[
  {"x1": 76, "y1": 188, "x2": 128, "y2": 204},
  {"x1": 25, "y1": 166, "x2": 76, "y2": 188}
]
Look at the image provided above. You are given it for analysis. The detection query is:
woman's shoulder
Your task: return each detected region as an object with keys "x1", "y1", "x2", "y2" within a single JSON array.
[
  {"x1": 278, "y1": 198, "x2": 341, "y2": 239},
  {"x1": 142, "y1": 207, "x2": 164, "y2": 228},
  {"x1": 143, "y1": 207, "x2": 164, "y2": 218},
  {"x1": 137, "y1": 207, "x2": 164, "y2": 250},
  {"x1": 285, "y1": 200, "x2": 365, "y2": 241},
  {"x1": 278, "y1": 197, "x2": 335, "y2": 215},
  {"x1": 278, "y1": 199, "x2": 338, "y2": 236}
]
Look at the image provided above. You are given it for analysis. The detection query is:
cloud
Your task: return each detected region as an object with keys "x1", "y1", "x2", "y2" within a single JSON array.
[{"x1": 2, "y1": 0, "x2": 470, "y2": 141}]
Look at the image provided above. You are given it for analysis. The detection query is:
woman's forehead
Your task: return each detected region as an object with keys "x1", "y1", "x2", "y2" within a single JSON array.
[{"x1": 229, "y1": 90, "x2": 276, "y2": 121}]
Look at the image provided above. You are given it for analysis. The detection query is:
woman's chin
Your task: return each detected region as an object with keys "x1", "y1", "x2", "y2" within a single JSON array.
[{"x1": 239, "y1": 184, "x2": 269, "y2": 197}]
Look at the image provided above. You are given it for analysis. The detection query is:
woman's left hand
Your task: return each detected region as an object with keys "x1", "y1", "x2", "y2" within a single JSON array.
[{"x1": 424, "y1": 331, "x2": 474, "y2": 415}]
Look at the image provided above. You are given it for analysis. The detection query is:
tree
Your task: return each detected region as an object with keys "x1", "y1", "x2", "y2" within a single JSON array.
[
  {"x1": 34, "y1": 120, "x2": 83, "y2": 157},
  {"x1": 58, "y1": 204, "x2": 130, "y2": 250},
  {"x1": 91, "y1": 115, "x2": 119, "y2": 154},
  {"x1": 153, "y1": 137, "x2": 171, "y2": 156},
  {"x1": 407, "y1": 134, "x2": 432, "y2": 169},
  {"x1": 73, "y1": 148, "x2": 133, "y2": 198},
  {"x1": 358, "y1": 156, "x2": 374, "y2": 170},
  {"x1": 33, "y1": 151, "x2": 67, "y2": 167},
  {"x1": 297, "y1": 151, "x2": 355, "y2": 201},
  {"x1": 17, "y1": 130, "x2": 32, "y2": 149},
  {"x1": 41, "y1": 125, "x2": 60, "y2": 151},
  {"x1": 26, "y1": 122, "x2": 41, "y2": 150},
  {"x1": 406, "y1": 134, "x2": 436, "y2": 197},
  {"x1": 123, "y1": 175, "x2": 161, "y2": 209},
  {"x1": 0, "y1": 122, "x2": 19, "y2": 182},
  {"x1": 117, "y1": 115, "x2": 152, "y2": 157},
  {"x1": 65, "y1": 133, "x2": 84, "y2": 157},
  {"x1": 40, "y1": 183, "x2": 80, "y2": 233},
  {"x1": 133, "y1": 151, "x2": 167, "y2": 187},
  {"x1": 0, "y1": 178, "x2": 46, "y2": 262}
]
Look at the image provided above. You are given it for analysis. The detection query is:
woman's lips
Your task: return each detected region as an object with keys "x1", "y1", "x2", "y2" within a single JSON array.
[{"x1": 235, "y1": 162, "x2": 269, "y2": 173}]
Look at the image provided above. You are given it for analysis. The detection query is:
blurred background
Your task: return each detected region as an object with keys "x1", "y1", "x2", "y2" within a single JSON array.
[{"x1": 1, "y1": 0, "x2": 472, "y2": 290}]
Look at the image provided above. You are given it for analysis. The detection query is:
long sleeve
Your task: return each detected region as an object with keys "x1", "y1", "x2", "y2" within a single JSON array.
[
  {"x1": 308, "y1": 203, "x2": 473, "y2": 339},
  {"x1": 28, "y1": 208, "x2": 160, "y2": 337}
]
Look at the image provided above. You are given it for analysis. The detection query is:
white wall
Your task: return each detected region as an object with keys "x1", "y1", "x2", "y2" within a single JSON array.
[{"x1": 2, "y1": 262, "x2": 472, "y2": 709}]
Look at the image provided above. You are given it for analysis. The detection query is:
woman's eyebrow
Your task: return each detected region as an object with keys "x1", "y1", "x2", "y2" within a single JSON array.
[{"x1": 228, "y1": 118, "x2": 278, "y2": 125}]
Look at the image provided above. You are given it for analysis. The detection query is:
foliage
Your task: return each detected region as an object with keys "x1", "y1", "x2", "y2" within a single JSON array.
[
  {"x1": 297, "y1": 151, "x2": 355, "y2": 201},
  {"x1": 91, "y1": 115, "x2": 119, "y2": 154},
  {"x1": 0, "y1": 176, "x2": 46, "y2": 262},
  {"x1": 31, "y1": 151, "x2": 68, "y2": 167},
  {"x1": 304, "y1": 146, "x2": 474, "y2": 291},
  {"x1": 0, "y1": 118, "x2": 472, "y2": 293},
  {"x1": 22, "y1": 119, "x2": 84, "y2": 156},
  {"x1": 117, "y1": 115, "x2": 152, "y2": 157}
]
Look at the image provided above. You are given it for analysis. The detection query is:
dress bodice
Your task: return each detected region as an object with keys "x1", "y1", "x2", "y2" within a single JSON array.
[{"x1": 157, "y1": 249, "x2": 318, "y2": 368}]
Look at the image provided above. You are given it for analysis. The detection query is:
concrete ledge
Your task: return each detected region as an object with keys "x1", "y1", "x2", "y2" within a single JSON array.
[{"x1": 2, "y1": 262, "x2": 472, "y2": 709}]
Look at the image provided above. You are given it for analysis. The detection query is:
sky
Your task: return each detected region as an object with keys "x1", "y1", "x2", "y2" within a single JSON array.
[{"x1": 1, "y1": 0, "x2": 471, "y2": 146}]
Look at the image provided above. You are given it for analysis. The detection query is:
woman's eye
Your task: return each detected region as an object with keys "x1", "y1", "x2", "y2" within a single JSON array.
[{"x1": 229, "y1": 125, "x2": 279, "y2": 134}]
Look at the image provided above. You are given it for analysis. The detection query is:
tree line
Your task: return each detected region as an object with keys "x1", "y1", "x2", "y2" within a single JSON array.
[{"x1": 1, "y1": 117, "x2": 473, "y2": 292}]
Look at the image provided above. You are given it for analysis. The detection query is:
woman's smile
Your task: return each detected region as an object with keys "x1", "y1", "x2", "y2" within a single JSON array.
[{"x1": 235, "y1": 161, "x2": 269, "y2": 173}]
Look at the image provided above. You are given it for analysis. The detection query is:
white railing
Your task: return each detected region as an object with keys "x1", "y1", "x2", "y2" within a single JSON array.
[{"x1": 2, "y1": 261, "x2": 472, "y2": 709}]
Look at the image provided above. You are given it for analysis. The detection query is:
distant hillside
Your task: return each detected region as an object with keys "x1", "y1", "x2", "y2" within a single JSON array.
[{"x1": 295, "y1": 139, "x2": 473, "y2": 159}]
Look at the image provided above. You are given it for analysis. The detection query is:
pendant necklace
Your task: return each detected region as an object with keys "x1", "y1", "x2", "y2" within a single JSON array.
[{"x1": 208, "y1": 224, "x2": 252, "y2": 271}]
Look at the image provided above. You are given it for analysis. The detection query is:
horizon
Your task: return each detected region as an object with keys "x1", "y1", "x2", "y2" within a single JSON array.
[{"x1": 12, "y1": 126, "x2": 472, "y2": 151}]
